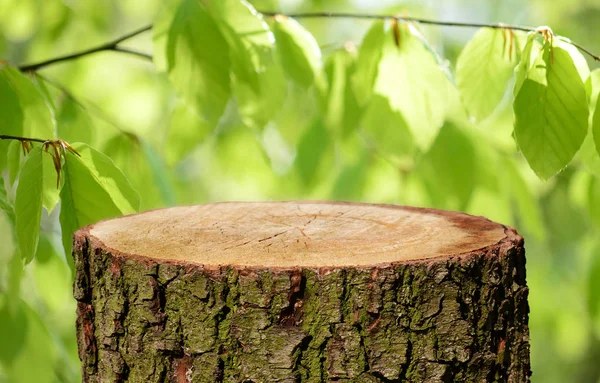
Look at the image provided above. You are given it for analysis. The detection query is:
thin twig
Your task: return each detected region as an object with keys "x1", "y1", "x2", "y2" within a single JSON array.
[
  {"x1": 112, "y1": 46, "x2": 153, "y2": 61},
  {"x1": 18, "y1": 24, "x2": 152, "y2": 72},
  {"x1": 260, "y1": 11, "x2": 600, "y2": 62},
  {"x1": 0, "y1": 135, "x2": 48, "y2": 143},
  {"x1": 14, "y1": 11, "x2": 600, "y2": 72}
]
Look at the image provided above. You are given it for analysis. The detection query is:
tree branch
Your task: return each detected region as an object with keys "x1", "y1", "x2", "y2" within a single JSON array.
[
  {"x1": 259, "y1": 11, "x2": 600, "y2": 62},
  {"x1": 14, "y1": 11, "x2": 600, "y2": 72},
  {"x1": 0, "y1": 135, "x2": 48, "y2": 144},
  {"x1": 18, "y1": 25, "x2": 153, "y2": 72}
]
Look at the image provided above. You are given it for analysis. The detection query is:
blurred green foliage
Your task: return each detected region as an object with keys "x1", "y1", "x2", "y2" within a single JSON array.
[{"x1": 0, "y1": 0, "x2": 600, "y2": 382}]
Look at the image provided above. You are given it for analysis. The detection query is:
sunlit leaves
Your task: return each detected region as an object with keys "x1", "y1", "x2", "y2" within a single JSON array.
[
  {"x1": 271, "y1": 15, "x2": 323, "y2": 89},
  {"x1": 513, "y1": 40, "x2": 589, "y2": 179},
  {"x1": 593, "y1": 94, "x2": 600, "y2": 158},
  {"x1": 15, "y1": 147, "x2": 44, "y2": 263},
  {"x1": 1, "y1": 67, "x2": 54, "y2": 138},
  {"x1": 514, "y1": 33, "x2": 540, "y2": 95},
  {"x1": 456, "y1": 28, "x2": 520, "y2": 122},
  {"x1": 59, "y1": 144, "x2": 139, "y2": 258},
  {"x1": 295, "y1": 119, "x2": 331, "y2": 186},
  {"x1": 0, "y1": 67, "x2": 24, "y2": 137},
  {"x1": 373, "y1": 24, "x2": 450, "y2": 150},
  {"x1": 56, "y1": 97, "x2": 95, "y2": 145},
  {"x1": 72, "y1": 144, "x2": 139, "y2": 215},
  {"x1": 208, "y1": 0, "x2": 286, "y2": 130},
  {"x1": 154, "y1": 0, "x2": 231, "y2": 124},
  {"x1": 352, "y1": 21, "x2": 385, "y2": 107},
  {"x1": 324, "y1": 49, "x2": 362, "y2": 137},
  {"x1": 360, "y1": 95, "x2": 414, "y2": 158},
  {"x1": 164, "y1": 102, "x2": 213, "y2": 165},
  {"x1": 416, "y1": 122, "x2": 476, "y2": 210}
]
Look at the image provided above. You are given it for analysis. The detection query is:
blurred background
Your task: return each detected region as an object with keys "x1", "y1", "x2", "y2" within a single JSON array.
[{"x1": 0, "y1": 0, "x2": 599, "y2": 382}]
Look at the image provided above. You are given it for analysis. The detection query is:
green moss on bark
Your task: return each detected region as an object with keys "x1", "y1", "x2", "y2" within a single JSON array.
[{"x1": 73, "y1": 233, "x2": 530, "y2": 382}]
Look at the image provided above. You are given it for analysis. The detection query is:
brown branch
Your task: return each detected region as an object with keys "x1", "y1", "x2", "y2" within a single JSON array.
[
  {"x1": 13, "y1": 11, "x2": 599, "y2": 73},
  {"x1": 18, "y1": 25, "x2": 152, "y2": 72},
  {"x1": 0, "y1": 134, "x2": 47, "y2": 144},
  {"x1": 259, "y1": 11, "x2": 600, "y2": 62}
]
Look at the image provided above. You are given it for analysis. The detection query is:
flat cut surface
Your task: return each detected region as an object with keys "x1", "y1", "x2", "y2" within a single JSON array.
[{"x1": 86, "y1": 201, "x2": 508, "y2": 268}]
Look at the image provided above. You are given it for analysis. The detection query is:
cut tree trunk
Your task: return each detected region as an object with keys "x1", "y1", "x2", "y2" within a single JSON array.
[{"x1": 73, "y1": 201, "x2": 530, "y2": 383}]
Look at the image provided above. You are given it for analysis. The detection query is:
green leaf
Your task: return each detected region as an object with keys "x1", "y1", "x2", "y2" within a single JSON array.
[
  {"x1": 587, "y1": 243, "x2": 600, "y2": 322},
  {"x1": 4, "y1": 302, "x2": 56, "y2": 383},
  {"x1": 417, "y1": 122, "x2": 476, "y2": 210},
  {"x1": 71, "y1": 143, "x2": 140, "y2": 215},
  {"x1": 0, "y1": 68, "x2": 24, "y2": 136},
  {"x1": 0, "y1": 178, "x2": 14, "y2": 225},
  {"x1": 103, "y1": 134, "x2": 175, "y2": 209},
  {"x1": 165, "y1": 101, "x2": 213, "y2": 165},
  {"x1": 155, "y1": 0, "x2": 231, "y2": 123},
  {"x1": 514, "y1": 32, "x2": 540, "y2": 95},
  {"x1": 8, "y1": 140, "x2": 21, "y2": 185},
  {"x1": 271, "y1": 15, "x2": 323, "y2": 89},
  {"x1": 513, "y1": 40, "x2": 589, "y2": 179},
  {"x1": 207, "y1": 0, "x2": 286, "y2": 130},
  {"x1": 360, "y1": 95, "x2": 414, "y2": 158},
  {"x1": 325, "y1": 49, "x2": 362, "y2": 137},
  {"x1": 15, "y1": 146, "x2": 43, "y2": 263},
  {"x1": 56, "y1": 97, "x2": 95, "y2": 145},
  {"x1": 456, "y1": 28, "x2": 519, "y2": 122},
  {"x1": 0, "y1": 209, "x2": 15, "y2": 263},
  {"x1": 1, "y1": 67, "x2": 54, "y2": 138},
  {"x1": 295, "y1": 118, "x2": 331, "y2": 186},
  {"x1": 0, "y1": 298, "x2": 28, "y2": 366},
  {"x1": 59, "y1": 148, "x2": 127, "y2": 259},
  {"x1": 504, "y1": 157, "x2": 545, "y2": 240},
  {"x1": 331, "y1": 150, "x2": 369, "y2": 201},
  {"x1": 141, "y1": 141, "x2": 176, "y2": 207},
  {"x1": 593, "y1": 93, "x2": 600, "y2": 158},
  {"x1": 589, "y1": 176, "x2": 600, "y2": 229},
  {"x1": 352, "y1": 21, "x2": 385, "y2": 107},
  {"x1": 41, "y1": 150, "x2": 59, "y2": 213},
  {"x1": 373, "y1": 25, "x2": 450, "y2": 150}
]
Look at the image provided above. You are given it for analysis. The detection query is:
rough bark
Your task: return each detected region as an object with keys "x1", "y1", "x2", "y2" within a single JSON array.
[{"x1": 73, "y1": 202, "x2": 530, "y2": 382}]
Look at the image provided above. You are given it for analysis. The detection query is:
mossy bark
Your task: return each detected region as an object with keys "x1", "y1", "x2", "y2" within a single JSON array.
[{"x1": 73, "y1": 231, "x2": 530, "y2": 382}]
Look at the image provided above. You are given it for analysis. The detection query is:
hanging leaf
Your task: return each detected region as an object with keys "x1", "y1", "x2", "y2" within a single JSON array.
[
  {"x1": 56, "y1": 96, "x2": 95, "y2": 145},
  {"x1": 373, "y1": 24, "x2": 450, "y2": 150},
  {"x1": 456, "y1": 28, "x2": 520, "y2": 122},
  {"x1": 0, "y1": 179, "x2": 14, "y2": 225},
  {"x1": 207, "y1": 0, "x2": 286, "y2": 129},
  {"x1": 360, "y1": 95, "x2": 414, "y2": 158},
  {"x1": 0, "y1": 68, "x2": 24, "y2": 137},
  {"x1": 104, "y1": 133, "x2": 174, "y2": 209},
  {"x1": 295, "y1": 118, "x2": 331, "y2": 186},
  {"x1": 589, "y1": 177, "x2": 600, "y2": 229},
  {"x1": 8, "y1": 140, "x2": 21, "y2": 185},
  {"x1": 164, "y1": 101, "x2": 213, "y2": 166},
  {"x1": 352, "y1": 21, "x2": 385, "y2": 107},
  {"x1": 513, "y1": 40, "x2": 589, "y2": 179},
  {"x1": 324, "y1": 49, "x2": 362, "y2": 138},
  {"x1": 416, "y1": 122, "x2": 476, "y2": 210},
  {"x1": 59, "y1": 147, "x2": 132, "y2": 260},
  {"x1": 71, "y1": 143, "x2": 140, "y2": 215},
  {"x1": 593, "y1": 95, "x2": 600, "y2": 158},
  {"x1": 513, "y1": 33, "x2": 539, "y2": 96},
  {"x1": 1, "y1": 67, "x2": 54, "y2": 138},
  {"x1": 271, "y1": 15, "x2": 323, "y2": 89},
  {"x1": 504, "y1": 157, "x2": 545, "y2": 240},
  {"x1": 588, "y1": 244, "x2": 600, "y2": 323},
  {"x1": 154, "y1": 0, "x2": 231, "y2": 124},
  {"x1": 41, "y1": 149, "x2": 60, "y2": 213},
  {"x1": 15, "y1": 146, "x2": 44, "y2": 263}
]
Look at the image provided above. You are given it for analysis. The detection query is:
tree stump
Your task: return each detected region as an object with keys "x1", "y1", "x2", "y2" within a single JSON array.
[{"x1": 73, "y1": 201, "x2": 530, "y2": 382}]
